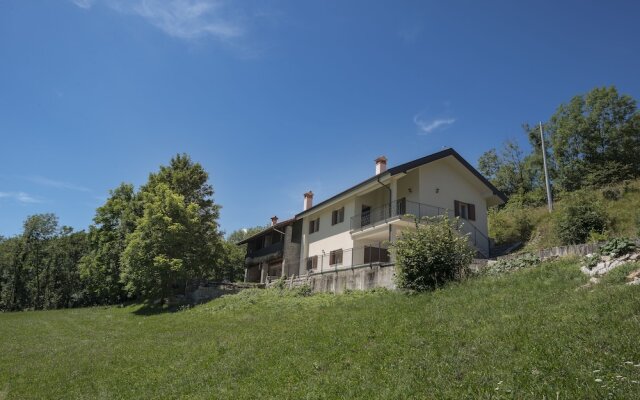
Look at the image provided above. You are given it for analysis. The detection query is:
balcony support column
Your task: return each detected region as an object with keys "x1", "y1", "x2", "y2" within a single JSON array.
[{"x1": 260, "y1": 262, "x2": 267, "y2": 284}]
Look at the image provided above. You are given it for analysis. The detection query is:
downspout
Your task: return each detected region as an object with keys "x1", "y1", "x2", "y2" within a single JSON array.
[{"x1": 377, "y1": 175, "x2": 393, "y2": 242}]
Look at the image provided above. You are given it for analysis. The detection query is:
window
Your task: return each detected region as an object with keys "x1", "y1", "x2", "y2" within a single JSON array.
[
  {"x1": 306, "y1": 255, "x2": 318, "y2": 270},
  {"x1": 331, "y1": 207, "x2": 345, "y2": 225},
  {"x1": 309, "y1": 218, "x2": 320, "y2": 234},
  {"x1": 454, "y1": 200, "x2": 476, "y2": 221},
  {"x1": 329, "y1": 249, "x2": 343, "y2": 266}
]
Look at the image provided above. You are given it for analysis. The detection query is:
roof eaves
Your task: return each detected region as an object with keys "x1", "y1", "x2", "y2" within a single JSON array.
[{"x1": 235, "y1": 218, "x2": 296, "y2": 245}]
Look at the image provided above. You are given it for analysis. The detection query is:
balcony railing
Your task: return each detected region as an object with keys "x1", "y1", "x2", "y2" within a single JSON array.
[
  {"x1": 350, "y1": 198, "x2": 490, "y2": 257},
  {"x1": 245, "y1": 241, "x2": 284, "y2": 263},
  {"x1": 303, "y1": 243, "x2": 392, "y2": 273}
]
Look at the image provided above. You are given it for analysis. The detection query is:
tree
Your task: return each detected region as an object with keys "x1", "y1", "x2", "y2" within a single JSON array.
[
  {"x1": 544, "y1": 86, "x2": 640, "y2": 190},
  {"x1": 142, "y1": 153, "x2": 223, "y2": 279},
  {"x1": 79, "y1": 183, "x2": 136, "y2": 305},
  {"x1": 478, "y1": 140, "x2": 542, "y2": 203},
  {"x1": 118, "y1": 153, "x2": 223, "y2": 303},
  {"x1": 120, "y1": 184, "x2": 209, "y2": 303},
  {"x1": 22, "y1": 213, "x2": 59, "y2": 309}
]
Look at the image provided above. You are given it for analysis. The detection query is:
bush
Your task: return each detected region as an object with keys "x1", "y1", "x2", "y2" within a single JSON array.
[
  {"x1": 484, "y1": 253, "x2": 541, "y2": 275},
  {"x1": 552, "y1": 191, "x2": 608, "y2": 245},
  {"x1": 488, "y1": 201, "x2": 535, "y2": 245},
  {"x1": 599, "y1": 237, "x2": 636, "y2": 258},
  {"x1": 601, "y1": 187, "x2": 622, "y2": 201},
  {"x1": 392, "y1": 216, "x2": 474, "y2": 291}
]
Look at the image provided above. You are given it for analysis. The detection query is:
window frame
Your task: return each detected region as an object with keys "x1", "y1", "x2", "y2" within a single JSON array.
[
  {"x1": 329, "y1": 249, "x2": 343, "y2": 266},
  {"x1": 308, "y1": 217, "x2": 320, "y2": 234},
  {"x1": 331, "y1": 207, "x2": 345, "y2": 226}
]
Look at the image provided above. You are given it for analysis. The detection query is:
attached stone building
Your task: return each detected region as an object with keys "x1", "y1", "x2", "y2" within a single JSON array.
[{"x1": 237, "y1": 217, "x2": 302, "y2": 284}]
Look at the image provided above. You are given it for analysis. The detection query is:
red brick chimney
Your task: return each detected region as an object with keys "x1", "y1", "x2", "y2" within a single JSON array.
[
  {"x1": 304, "y1": 191, "x2": 314, "y2": 211},
  {"x1": 375, "y1": 156, "x2": 388, "y2": 175}
]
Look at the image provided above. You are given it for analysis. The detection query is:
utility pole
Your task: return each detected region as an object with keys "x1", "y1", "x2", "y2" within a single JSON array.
[{"x1": 539, "y1": 121, "x2": 553, "y2": 212}]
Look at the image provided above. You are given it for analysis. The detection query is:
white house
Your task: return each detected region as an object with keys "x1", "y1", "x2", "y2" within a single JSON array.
[
  {"x1": 294, "y1": 148, "x2": 506, "y2": 277},
  {"x1": 240, "y1": 148, "x2": 506, "y2": 288}
]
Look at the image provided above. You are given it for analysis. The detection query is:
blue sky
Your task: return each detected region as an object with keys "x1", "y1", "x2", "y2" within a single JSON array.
[{"x1": 1, "y1": 0, "x2": 639, "y2": 237}]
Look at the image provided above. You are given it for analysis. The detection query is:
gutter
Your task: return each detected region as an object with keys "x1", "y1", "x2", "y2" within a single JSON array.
[{"x1": 376, "y1": 175, "x2": 393, "y2": 242}]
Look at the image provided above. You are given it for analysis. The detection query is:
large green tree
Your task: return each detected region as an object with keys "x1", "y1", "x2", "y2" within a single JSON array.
[
  {"x1": 0, "y1": 214, "x2": 88, "y2": 311},
  {"x1": 79, "y1": 183, "x2": 136, "y2": 305},
  {"x1": 478, "y1": 140, "x2": 543, "y2": 203},
  {"x1": 544, "y1": 86, "x2": 640, "y2": 190},
  {"x1": 121, "y1": 154, "x2": 223, "y2": 302}
]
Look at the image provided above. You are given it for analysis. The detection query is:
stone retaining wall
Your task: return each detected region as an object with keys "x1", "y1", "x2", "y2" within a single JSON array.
[
  {"x1": 496, "y1": 239, "x2": 640, "y2": 262},
  {"x1": 269, "y1": 258, "x2": 489, "y2": 294}
]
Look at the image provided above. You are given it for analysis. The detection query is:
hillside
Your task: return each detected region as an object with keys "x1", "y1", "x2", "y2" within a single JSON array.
[
  {"x1": 1, "y1": 259, "x2": 639, "y2": 399},
  {"x1": 489, "y1": 179, "x2": 640, "y2": 251}
]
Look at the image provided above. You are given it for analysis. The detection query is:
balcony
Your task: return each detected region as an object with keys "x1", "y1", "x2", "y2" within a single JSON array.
[
  {"x1": 350, "y1": 199, "x2": 449, "y2": 231},
  {"x1": 350, "y1": 198, "x2": 491, "y2": 257},
  {"x1": 245, "y1": 242, "x2": 284, "y2": 265}
]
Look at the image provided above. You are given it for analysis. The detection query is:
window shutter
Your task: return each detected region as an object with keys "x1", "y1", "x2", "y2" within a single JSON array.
[
  {"x1": 454, "y1": 200, "x2": 460, "y2": 217},
  {"x1": 468, "y1": 204, "x2": 476, "y2": 221},
  {"x1": 316, "y1": 218, "x2": 319, "y2": 231},
  {"x1": 332, "y1": 210, "x2": 337, "y2": 225},
  {"x1": 339, "y1": 207, "x2": 344, "y2": 223}
]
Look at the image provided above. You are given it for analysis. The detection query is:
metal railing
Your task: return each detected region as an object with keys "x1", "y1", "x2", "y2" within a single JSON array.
[
  {"x1": 304, "y1": 243, "x2": 391, "y2": 273},
  {"x1": 350, "y1": 198, "x2": 490, "y2": 257},
  {"x1": 246, "y1": 241, "x2": 283, "y2": 258}
]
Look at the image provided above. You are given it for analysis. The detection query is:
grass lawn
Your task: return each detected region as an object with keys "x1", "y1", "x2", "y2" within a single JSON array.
[{"x1": 1, "y1": 258, "x2": 640, "y2": 399}]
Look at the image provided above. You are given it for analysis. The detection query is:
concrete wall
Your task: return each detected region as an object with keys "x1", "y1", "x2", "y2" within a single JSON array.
[{"x1": 279, "y1": 263, "x2": 397, "y2": 294}]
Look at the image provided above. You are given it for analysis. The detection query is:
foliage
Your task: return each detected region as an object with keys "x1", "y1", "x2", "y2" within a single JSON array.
[
  {"x1": 0, "y1": 215, "x2": 88, "y2": 311},
  {"x1": 483, "y1": 253, "x2": 541, "y2": 275},
  {"x1": 478, "y1": 140, "x2": 543, "y2": 202},
  {"x1": 487, "y1": 198, "x2": 540, "y2": 245},
  {"x1": 552, "y1": 190, "x2": 608, "y2": 245},
  {"x1": 392, "y1": 216, "x2": 474, "y2": 291},
  {"x1": 120, "y1": 183, "x2": 211, "y2": 303},
  {"x1": 599, "y1": 237, "x2": 636, "y2": 258},
  {"x1": 2, "y1": 259, "x2": 640, "y2": 398},
  {"x1": 79, "y1": 183, "x2": 136, "y2": 305},
  {"x1": 0, "y1": 154, "x2": 228, "y2": 311},
  {"x1": 542, "y1": 86, "x2": 640, "y2": 191},
  {"x1": 601, "y1": 186, "x2": 623, "y2": 201}
]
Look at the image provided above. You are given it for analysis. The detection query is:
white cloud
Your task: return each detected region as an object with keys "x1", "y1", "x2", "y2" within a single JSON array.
[
  {"x1": 70, "y1": 0, "x2": 94, "y2": 9},
  {"x1": 413, "y1": 115, "x2": 456, "y2": 134},
  {"x1": 28, "y1": 176, "x2": 91, "y2": 192},
  {"x1": 72, "y1": 0, "x2": 244, "y2": 41},
  {"x1": 0, "y1": 192, "x2": 41, "y2": 204}
]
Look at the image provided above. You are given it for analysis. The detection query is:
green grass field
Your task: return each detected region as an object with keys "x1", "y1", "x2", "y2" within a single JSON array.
[{"x1": 1, "y1": 259, "x2": 640, "y2": 399}]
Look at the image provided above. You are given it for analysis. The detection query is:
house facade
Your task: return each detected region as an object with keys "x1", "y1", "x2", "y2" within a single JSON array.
[
  {"x1": 237, "y1": 217, "x2": 302, "y2": 284},
  {"x1": 239, "y1": 148, "x2": 506, "y2": 289}
]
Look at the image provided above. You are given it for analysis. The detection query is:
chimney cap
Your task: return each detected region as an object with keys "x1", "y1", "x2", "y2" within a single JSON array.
[
  {"x1": 375, "y1": 156, "x2": 387, "y2": 164},
  {"x1": 270, "y1": 216, "x2": 278, "y2": 226},
  {"x1": 304, "y1": 191, "x2": 314, "y2": 198}
]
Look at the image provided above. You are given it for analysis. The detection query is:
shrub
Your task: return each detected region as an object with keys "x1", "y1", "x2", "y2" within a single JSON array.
[
  {"x1": 552, "y1": 191, "x2": 608, "y2": 245},
  {"x1": 601, "y1": 187, "x2": 622, "y2": 201},
  {"x1": 392, "y1": 216, "x2": 474, "y2": 291},
  {"x1": 599, "y1": 237, "x2": 636, "y2": 258},
  {"x1": 488, "y1": 202, "x2": 535, "y2": 245},
  {"x1": 484, "y1": 253, "x2": 541, "y2": 275}
]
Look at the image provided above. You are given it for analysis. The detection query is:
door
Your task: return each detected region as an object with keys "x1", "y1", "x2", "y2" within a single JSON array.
[{"x1": 361, "y1": 205, "x2": 371, "y2": 228}]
